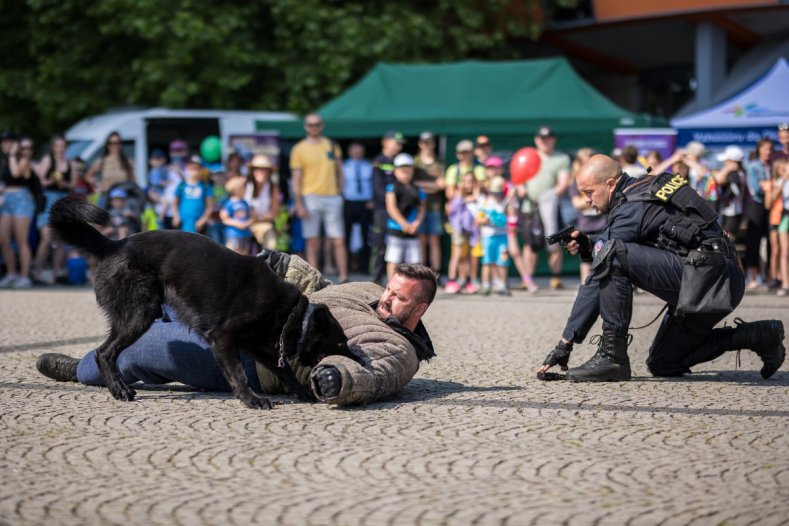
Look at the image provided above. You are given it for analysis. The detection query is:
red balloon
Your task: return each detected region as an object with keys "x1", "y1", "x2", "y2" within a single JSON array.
[{"x1": 510, "y1": 147, "x2": 541, "y2": 185}]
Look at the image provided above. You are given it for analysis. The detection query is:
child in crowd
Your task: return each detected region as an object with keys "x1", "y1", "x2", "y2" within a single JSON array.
[
  {"x1": 102, "y1": 187, "x2": 135, "y2": 240},
  {"x1": 220, "y1": 176, "x2": 253, "y2": 255},
  {"x1": 477, "y1": 176, "x2": 510, "y2": 295},
  {"x1": 766, "y1": 158, "x2": 789, "y2": 296},
  {"x1": 445, "y1": 171, "x2": 480, "y2": 294},
  {"x1": 145, "y1": 149, "x2": 169, "y2": 229},
  {"x1": 206, "y1": 170, "x2": 229, "y2": 245},
  {"x1": 173, "y1": 155, "x2": 212, "y2": 233},
  {"x1": 384, "y1": 153, "x2": 426, "y2": 279}
]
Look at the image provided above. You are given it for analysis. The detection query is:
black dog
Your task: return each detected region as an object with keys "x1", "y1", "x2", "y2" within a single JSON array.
[{"x1": 49, "y1": 197, "x2": 357, "y2": 409}]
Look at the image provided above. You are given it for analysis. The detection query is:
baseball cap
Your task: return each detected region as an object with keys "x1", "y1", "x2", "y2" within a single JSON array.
[
  {"x1": 384, "y1": 131, "x2": 405, "y2": 144},
  {"x1": 419, "y1": 131, "x2": 435, "y2": 142},
  {"x1": 455, "y1": 140, "x2": 474, "y2": 152},
  {"x1": 150, "y1": 148, "x2": 166, "y2": 159},
  {"x1": 484, "y1": 156, "x2": 503, "y2": 168},
  {"x1": 393, "y1": 153, "x2": 414, "y2": 167},
  {"x1": 185, "y1": 154, "x2": 203, "y2": 166},
  {"x1": 682, "y1": 141, "x2": 706, "y2": 157},
  {"x1": 169, "y1": 140, "x2": 188, "y2": 153},
  {"x1": 535, "y1": 126, "x2": 555, "y2": 138},
  {"x1": 476, "y1": 135, "x2": 491, "y2": 147},
  {"x1": 109, "y1": 188, "x2": 127, "y2": 199},
  {"x1": 716, "y1": 145, "x2": 744, "y2": 163}
]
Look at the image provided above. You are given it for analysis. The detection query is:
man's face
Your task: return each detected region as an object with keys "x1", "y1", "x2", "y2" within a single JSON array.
[
  {"x1": 576, "y1": 171, "x2": 617, "y2": 214},
  {"x1": 534, "y1": 134, "x2": 556, "y2": 154},
  {"x1": 349, "y1": 144, "x2": 364, "y2": 159},
  {"x1": 456, "y1": 149, "x2": 473, "y2": 163},
  {"x1": 382, "y1": 138, "x2": 403, "y2": 156},
  {"x1": 304, "y1": 117, "x2": 324, "y2": 138},
  {"x1": 376, "y1": 274, "x2": 427, "y2": 326}
]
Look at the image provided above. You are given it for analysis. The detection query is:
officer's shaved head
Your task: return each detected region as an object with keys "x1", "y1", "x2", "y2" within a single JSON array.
[
  {"x1": 574, "y1": 155, "x2": 623, "y2": 214},
  {"x1": 577, "y1": 154, "x2": 621, "y2": 185}
]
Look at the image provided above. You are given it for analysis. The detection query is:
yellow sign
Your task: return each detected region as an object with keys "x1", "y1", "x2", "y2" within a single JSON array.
[{"x1": 655, "y1": 174, "x2": 688, "y2": 201}]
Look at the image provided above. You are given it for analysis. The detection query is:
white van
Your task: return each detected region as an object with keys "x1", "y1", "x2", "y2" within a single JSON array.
[{"x1": 64, "y1": 107, "x2": 297, "y2": 187}]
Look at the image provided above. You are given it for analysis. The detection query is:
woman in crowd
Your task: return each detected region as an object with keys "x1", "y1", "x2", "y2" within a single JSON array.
[
  {"x1": 33, "y1": 135, "x2": 75, "y2": 283},
  {"x1": 245, "y1": 154, "x2": 280, "y2": 252},
  {"x1": 744, "y1": 137, "x2": 774, "y2": 288},
  {"x1": 712, "y1": 145, "x2": 746, "y2": 242},
  {"x1": 85, "y1": 131, "x2": 135, "y2": 207},
  {"x1": 0, "y1": 137, "x2": 38, "y2": 288}
]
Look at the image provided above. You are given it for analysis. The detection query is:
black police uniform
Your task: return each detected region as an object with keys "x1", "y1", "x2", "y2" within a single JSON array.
[
  {"x1": 561, "y1": 172, "x2": 746, "y2": 376},
  {"x1": 370, "y1": 154, "x2": 396, "y2": 283}
]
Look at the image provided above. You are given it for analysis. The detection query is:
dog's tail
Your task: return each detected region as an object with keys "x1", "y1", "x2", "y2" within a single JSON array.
[{"x1": 49, "y1": 197, "x2": 118, "y2": 259}]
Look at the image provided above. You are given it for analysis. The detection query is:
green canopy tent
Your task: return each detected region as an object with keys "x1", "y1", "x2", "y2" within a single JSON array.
[{"x1": 257, "y1": 58, "x2": 660, "y2": 153}]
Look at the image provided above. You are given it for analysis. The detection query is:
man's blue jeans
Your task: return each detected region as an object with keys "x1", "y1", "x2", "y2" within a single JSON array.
[{"x1": 76, "y1": 308, "x2": 263, "y2": 392}]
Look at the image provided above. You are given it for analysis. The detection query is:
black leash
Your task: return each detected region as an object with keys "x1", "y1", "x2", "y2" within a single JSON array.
[{"x1": 629, "y1": 303, "x2": 668, "y2": 331}]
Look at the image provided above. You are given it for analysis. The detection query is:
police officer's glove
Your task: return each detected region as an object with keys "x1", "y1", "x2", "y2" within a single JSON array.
[
  {"x1": 576, "y1": 234, "x2": 593, "y2": 262},
  {"x1": 310, "y1": 366, "x2": 341, "y2": 399},
  {"x1": 542, "y1": 340, "x2": 573, "y2": 369}
]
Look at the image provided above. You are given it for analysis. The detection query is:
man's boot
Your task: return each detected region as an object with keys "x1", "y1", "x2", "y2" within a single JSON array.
[
  {"x1": 36, "y1": 353, "x2": 79, "y2": 382},
  {"x1": 566, "y1": 332, "x2": 631, "y2": 382},
  {"x1": 731, "y1": 318, "x2": 785, "y2": 379}
]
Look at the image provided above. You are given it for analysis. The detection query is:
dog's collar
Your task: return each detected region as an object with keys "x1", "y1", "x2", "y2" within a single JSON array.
[{"x1": 277, "y1": 298, "x2": 311, "y2": 368}]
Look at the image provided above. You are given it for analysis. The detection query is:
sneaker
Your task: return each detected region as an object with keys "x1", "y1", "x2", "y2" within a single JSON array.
[
  {"x1": 444, "y1": 280, "x2": 461, "y2": 294},
  {"x1": 777, "y1": 288, "x2": 788, "y2": 297},
  {"x1": 36, "y1": 353, "x2": 79, "y2": 382},
  {"x1": 0, "y1": 274, "x2": 18, "y2": 288},
  {"x1": 520, "y1": 280, "x2": 539, "y2": 293},
  {"x1": 550, "y1": 277, "x2": 564, "y2": 290},
  {"x1": 12, "y1": 276, "x2": 32, "y2": 289},
  {"x1": 495, "y1": 288, "x2": 512, "y2": 297},
  {"x1": 480, "y1": 284, "x2": 491, "y2": 296},
  {"x1": 463, "y1": 282, "x2": 479, "y2": 294}
]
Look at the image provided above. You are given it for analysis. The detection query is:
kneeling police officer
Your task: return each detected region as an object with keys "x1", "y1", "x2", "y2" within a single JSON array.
[{"x1": 537, "y1": 154, "x2": 784, "y2": 382}]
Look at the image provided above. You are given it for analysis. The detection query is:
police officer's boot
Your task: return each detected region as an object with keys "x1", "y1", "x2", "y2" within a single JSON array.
[
  {"x1": 566, "y1": 332, "x2": 631, "y2": 382},
  {"x1": 731, "y1": 318, "x2": 785, "y2": 379}
]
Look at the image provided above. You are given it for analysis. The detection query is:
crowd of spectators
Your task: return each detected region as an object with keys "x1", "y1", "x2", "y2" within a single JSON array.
[{"x1": 1, "y1": 121, "x2": 788, "y2": 297}]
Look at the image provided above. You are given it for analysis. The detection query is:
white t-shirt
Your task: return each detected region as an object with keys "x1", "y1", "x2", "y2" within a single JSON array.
[{"x1": 245, "y1": 181, "x2": 272, "y2": 220}]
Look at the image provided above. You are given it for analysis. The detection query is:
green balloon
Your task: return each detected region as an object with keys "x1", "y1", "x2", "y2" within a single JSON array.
[{"x1": 200, "y1": 135, "x2": 222, "y2": 163}]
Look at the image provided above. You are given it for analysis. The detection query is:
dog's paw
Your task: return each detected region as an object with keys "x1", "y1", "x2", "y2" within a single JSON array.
[
  {"x1": 241, "y1": 395, "x2": 274, "y2": 410},
  {"x1": 110, "y1": 385, "x2": 136, "y2": 402}
]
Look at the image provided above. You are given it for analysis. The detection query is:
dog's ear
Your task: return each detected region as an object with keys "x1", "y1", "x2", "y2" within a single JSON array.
[{"x1": 301, "y1": 303, "x2": 331, "y2": 340}]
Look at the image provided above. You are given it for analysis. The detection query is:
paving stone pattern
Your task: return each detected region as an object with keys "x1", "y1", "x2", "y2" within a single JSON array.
[{"x1": 1, "y1": 286, "x2": 788, "y2": 525}]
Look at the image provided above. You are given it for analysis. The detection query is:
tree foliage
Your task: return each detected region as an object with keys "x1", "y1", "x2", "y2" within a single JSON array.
[{"x1": 0, "y1": 0, "x2": 570, "y2": 142}]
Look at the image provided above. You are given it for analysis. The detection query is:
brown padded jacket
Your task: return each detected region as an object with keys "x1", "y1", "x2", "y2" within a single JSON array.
[{"x1": 254, "y1": 254, "x2": 434, "y2": 405}]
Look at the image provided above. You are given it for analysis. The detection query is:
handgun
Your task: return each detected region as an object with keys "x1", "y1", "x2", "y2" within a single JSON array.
[
  {"x1": 546, "y1": 224, "x2": 577, "y2": 246},
  {"x1": 546, "y1": 225, "x2": 593, "y2": 262}
]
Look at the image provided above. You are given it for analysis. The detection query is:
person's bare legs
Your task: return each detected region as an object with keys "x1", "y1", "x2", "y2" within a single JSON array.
[
  {"x1": 331, "y1": 237, "x2": 348, "y2": 282},
  {"x1": 780, "y1": 232, "x2": 789, "y2": 293},
  {"x1": 447, "y1": 245, "x2": 460, "y2": 281},
  {"x1": 769, "y1": 230, "x2": 780, "y2": 283},
  {"x1": 386, "y1": 262, "x2": 395, "y2": 280},
  {"x1": 305, "y1": 237, "x2": 320, "y2": 271},
  {"x1": 13, "y1": 216, "x2": 32, "y2": 278},
  {"x1": 429, "y1": 235, "x2": 441, "y2": 274},
  {"x1": 0, "y1": 215, "x2": 17, "y2": 276},
  {"x1": 34, "y1": 226, "x2": 53, "y2": 279}
]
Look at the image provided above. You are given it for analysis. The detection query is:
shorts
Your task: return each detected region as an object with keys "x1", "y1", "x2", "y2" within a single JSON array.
[
  {"x1": 419, "y1": 210, "x2": 445, "y2": 236},
  {"x1": 482, "y1": 235, "x2": 509, "y2": 266},
  {"x1": 385, "y1": 236, "x2": 421, "y2": 264},
  {"x1": 779, "y1": 213, "x2": 789, "y2": 234},
  {"x1": 0, "y1": 189, "x2": 34, "y2": 218},
  {"x1": 302, "y1": 194, "x2": 344, "y2": 239},
  {"x1": 518, "y1": 211, "x2": 546, "y2": 251},
  {"x1": 37, "y1": 190, "x2": 68, "y2": 229}
]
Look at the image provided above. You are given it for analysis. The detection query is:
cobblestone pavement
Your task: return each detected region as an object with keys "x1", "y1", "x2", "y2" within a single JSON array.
[{"x1": 1, "y1": 281, "x2": 788, "y2": 525}]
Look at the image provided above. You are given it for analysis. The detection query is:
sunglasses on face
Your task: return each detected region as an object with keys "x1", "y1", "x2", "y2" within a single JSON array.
[
  {"x1": 306, "y1": 122, "x2": 323, "y2": 128},
  {"x1": 779, "y1": 124, "x2": 789, "y2": 131},
  {"x1": 108, "y1": 141, "x2": 122, "y2": 145}
]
